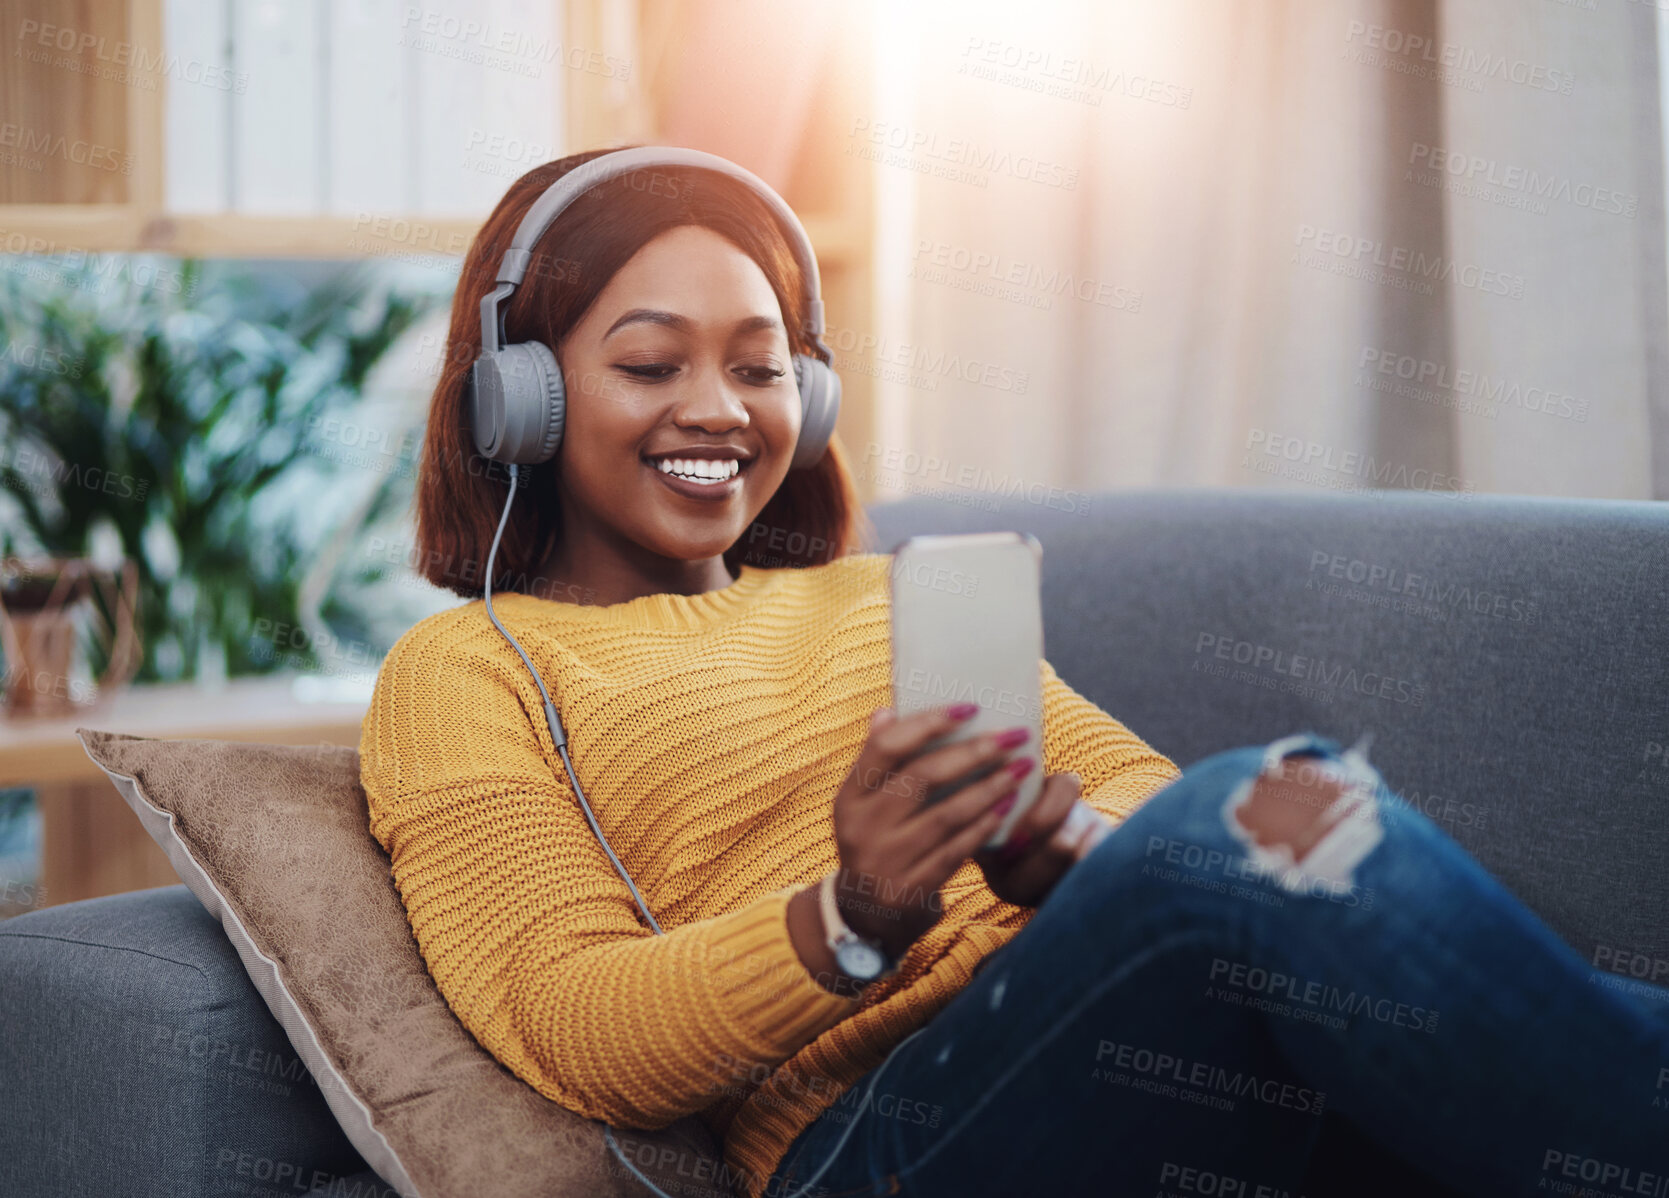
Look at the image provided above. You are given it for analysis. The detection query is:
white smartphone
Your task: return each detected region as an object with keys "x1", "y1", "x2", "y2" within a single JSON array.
[{"x1": 889, "y1": 531, "x2": 1046, "y2": 850}]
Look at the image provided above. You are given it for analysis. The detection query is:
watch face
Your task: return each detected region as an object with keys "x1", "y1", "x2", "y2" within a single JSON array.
[{"x1": 835, "y1": 939, "x2": 887, "y2": 980}]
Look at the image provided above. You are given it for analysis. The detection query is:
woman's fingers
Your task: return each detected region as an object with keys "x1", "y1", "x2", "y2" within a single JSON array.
[
  {"x1": 971, "y1": 772, "x2": 1077, "y2": 868},
  {"x1": 900, "y1": 724, "x2": 1033, "y2": 797},
  {"x1": 849, "y1": 704, "x2": 970, "y2": 797},
  {"x1": 900, "y1": 751, "x2": 1029, "y2": 870},
  {"x1": 913, "y1": 789, "x2": 1014, "y2": 887},
  {"x1": 854, "y1": 714, "x2": 1036, "y2": 816}
]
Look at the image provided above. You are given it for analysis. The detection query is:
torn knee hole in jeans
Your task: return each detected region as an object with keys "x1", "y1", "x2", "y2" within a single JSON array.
[{"x1": 1222, "y1": 734, "x2": 1385, "y2": 895}]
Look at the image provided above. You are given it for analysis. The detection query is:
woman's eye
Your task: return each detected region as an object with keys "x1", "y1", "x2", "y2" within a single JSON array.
[{"x1": 613, "y1": 363, "x2": 784, "y2": 383}]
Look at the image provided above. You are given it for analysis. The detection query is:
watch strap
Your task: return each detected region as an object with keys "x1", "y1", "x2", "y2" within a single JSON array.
[{"x1": 819, "y1": 870, "x2": 897, "y2": 974}]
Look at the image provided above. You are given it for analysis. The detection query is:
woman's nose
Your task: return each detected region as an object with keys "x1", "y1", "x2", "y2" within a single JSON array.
[{"x1": 670, "y1": 368, "x2": 751, "y2": 428}]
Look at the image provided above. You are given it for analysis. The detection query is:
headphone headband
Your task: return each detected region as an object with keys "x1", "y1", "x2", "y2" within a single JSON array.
[
  {"x1": 468, "y1": 145, "x2": 841, "y2": 471},
  {"x1": 479, "y1": 146, "x2": 828, "y2": 356}
]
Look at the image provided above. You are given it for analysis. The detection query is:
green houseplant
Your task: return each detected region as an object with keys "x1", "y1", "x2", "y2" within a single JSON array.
[{"x1": 0, "y1": 256, "x2": 440, "y2": 686}]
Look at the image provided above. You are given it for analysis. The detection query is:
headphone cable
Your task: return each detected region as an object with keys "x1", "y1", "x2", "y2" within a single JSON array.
[
  {"x1": 482, "y1": 463, "x2": 663, "y2": 933},
  {"x1": 482, "y1": 461, "x2": 905, "y2": 1196}
]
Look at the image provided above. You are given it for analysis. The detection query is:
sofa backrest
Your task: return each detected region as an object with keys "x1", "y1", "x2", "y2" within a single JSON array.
[{"x1": 866, "y1": 487, "x2": 1669, "y2": 971}]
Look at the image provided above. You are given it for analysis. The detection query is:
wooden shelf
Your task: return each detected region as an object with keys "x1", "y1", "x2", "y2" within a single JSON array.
[
  {"x1": 0, "y1": 673, "x2": 368, "y2": 787},
  {"x1": 0, "y1": 672, "x2": 370, "y2": 911}
]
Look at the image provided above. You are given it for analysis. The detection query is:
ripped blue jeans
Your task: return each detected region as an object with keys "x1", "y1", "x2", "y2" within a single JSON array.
[{"x1": 765, "y1": 734, "x2": 1669, "y2": 1198}]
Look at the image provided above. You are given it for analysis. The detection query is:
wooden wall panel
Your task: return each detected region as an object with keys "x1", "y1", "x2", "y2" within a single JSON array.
[{"x1": 0, "y1": 0, "x2": 136, "y2": 204}]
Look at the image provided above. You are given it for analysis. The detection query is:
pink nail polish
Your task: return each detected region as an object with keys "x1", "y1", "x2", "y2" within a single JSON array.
[
  {"x1": 994, "y1": 727, "x2": 1030, "y2": 749},
  {"x1": 948, "y1": 702, "x2": 980, "y2": 720},
  {"x1": 993, "y1": 790, "x2": 1018, "y2": 816},
  {"x1": 1005, "y1": 756, "x2": 1035, "y2": 779}
]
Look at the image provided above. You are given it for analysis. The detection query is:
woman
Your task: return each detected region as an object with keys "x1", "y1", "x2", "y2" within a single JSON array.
[{"x1": 359, "y1": 149, "x2": 1669, "y2": 1198}]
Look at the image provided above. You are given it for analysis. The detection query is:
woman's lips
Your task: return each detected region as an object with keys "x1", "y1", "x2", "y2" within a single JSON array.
[{"x1": 642, "y1": 456, "x2": 748, "y2": 502}]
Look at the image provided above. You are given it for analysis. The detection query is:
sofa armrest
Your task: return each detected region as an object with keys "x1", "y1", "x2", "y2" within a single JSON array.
[{"x1": 0, "y1": 885, "x2": 372, "y2": 1198}]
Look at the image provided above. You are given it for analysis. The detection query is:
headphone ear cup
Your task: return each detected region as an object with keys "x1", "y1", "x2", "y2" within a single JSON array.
[
  {"x1": 469, "y1": 341, "x2": 566, "y2": 465},
  {"x1": 521, "y1": 340, "x2": 566, "y2": 464},
  {"x1": 790, "y1": 353, "x2": 842, "y2": 470}
]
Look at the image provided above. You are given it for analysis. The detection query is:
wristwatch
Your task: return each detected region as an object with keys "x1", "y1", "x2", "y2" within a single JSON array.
[{"x1": 819, "y1": 870, "x2": 900, "y2": 984}]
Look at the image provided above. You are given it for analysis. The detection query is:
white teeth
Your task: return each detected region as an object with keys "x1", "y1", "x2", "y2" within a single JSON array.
[{"x1": 653, "y1": 457, "x2": 740, "y2": 483}]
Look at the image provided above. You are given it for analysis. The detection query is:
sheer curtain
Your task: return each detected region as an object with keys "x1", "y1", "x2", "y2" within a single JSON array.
[{"x1": 865, "y1": 0, "x2": 1667, "y2": 502}]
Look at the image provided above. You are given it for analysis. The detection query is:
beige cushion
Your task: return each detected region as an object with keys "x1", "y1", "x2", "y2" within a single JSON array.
[{"x1": 76, "y1": 728, "x2": 733, "y2": 1198}]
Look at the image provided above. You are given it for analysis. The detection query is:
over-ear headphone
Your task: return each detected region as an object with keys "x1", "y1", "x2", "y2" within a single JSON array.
[{"x1": 466, "y1": 145, "x2": 842, "y2": 470}]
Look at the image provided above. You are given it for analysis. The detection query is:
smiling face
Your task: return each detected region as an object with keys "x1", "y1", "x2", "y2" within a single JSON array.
[{"x1": 545, "y1": 224, "x2": 802, "y2": 591}]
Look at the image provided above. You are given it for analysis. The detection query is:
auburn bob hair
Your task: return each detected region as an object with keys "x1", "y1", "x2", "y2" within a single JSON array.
[{"x1": 413, "y1": 146, "x2": 871, "y2": 601}]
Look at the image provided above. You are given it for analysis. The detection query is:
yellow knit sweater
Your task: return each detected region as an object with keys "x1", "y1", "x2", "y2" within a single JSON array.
[{"x1": 359, "y1": 551, "x2": 1181, "y2": 1198}]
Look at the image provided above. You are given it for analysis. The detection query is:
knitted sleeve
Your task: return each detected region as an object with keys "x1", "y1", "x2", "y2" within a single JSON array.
[
  {"x1": 1037, "y1": 657, "x2": 1182, "y2": 827},
  {"x1": 358, "y1": 630, "x2": 860, "y2": 1129}
]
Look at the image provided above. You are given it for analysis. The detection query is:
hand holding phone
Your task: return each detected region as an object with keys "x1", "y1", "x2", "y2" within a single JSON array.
[
  {"x1": 814, "y1": 701, "x2": 1041, "y2": 966},
  {"x1": 890, "y1": 532, "x2": 1046, "y2": 851},
  {"x1": 968, "y1": 777, "x2": 1117, "y2": 908}
]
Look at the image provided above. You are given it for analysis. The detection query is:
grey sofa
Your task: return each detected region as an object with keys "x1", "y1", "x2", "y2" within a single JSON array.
[{"x1": 3, "y1": 488, "x2": 1666, "y2": 1197}]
